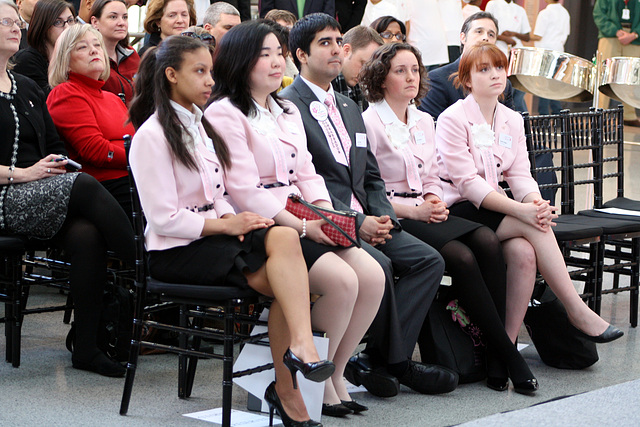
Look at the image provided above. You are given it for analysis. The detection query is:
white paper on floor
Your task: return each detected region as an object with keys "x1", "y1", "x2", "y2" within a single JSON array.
[{"x1": 183, "y1": 408, "x2": 271, "y2": 426}]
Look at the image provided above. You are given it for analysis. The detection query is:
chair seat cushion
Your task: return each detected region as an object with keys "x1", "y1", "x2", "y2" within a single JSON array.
[
  {"x1": 147, "y1": 277, "x2": 260, "y2": 302},
  {"x1": 576, "y1": 210, "x2": 640, "y2": 234},
  {"x1": 602, "y1": 197, "x2": 640, "y2": 212},
  {"x1": 554, "y1": 216, "x2": 603, "y2": 241}
]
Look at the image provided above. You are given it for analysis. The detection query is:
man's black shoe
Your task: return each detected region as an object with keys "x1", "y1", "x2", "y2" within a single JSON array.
[
  {"x1": 344, "y1": 353, "x2": 400, "y2": 398},
  {"x1": 397, "y1": 361, "x2": 458, "y2": 394}
]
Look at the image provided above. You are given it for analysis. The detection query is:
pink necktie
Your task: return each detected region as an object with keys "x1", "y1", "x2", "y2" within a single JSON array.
[{"x1": 324, "y1": 94, "x2": 363, "y2": 213}]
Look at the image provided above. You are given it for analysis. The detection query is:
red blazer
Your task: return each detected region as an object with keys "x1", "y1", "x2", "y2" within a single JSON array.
[
  {"x1": 47, "y1": 72, "x2": 135, "y2": 182},
  {"x1": 435, "y1": 94, "x2": 540, "y2": 208}
]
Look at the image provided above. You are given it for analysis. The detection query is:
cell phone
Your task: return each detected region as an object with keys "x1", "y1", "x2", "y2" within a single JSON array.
[{"x1": 54, "y1": 155, "x2": 82, "y2": 171}]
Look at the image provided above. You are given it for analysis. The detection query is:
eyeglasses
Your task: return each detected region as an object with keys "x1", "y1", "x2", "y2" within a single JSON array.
[
  {"x1": 0, "y1": 18, "x2": 26, "y2": 29},
  {"x1": 53, "y1": 17, "x2": 78, "y2": 28},
  {"x1": 181, "y1": 31, "x2": 216, "y2": 47},
  {"x1": 380, "y1": 32, "x2": 406, "y2": 41}
]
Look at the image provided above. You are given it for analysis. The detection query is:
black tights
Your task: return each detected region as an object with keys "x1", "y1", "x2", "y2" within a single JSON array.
[
  {"x1": 52, "y1": 174, "x2": 135, "y2": 360},
  {"x1": 440, "y1": 227, "x2": 532, "y2": 381}
]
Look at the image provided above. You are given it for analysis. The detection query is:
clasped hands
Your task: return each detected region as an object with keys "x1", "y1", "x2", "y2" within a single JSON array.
[
  {"x1": 616, "y1": 29, "x2": 637, "y2": 45},
  {"x1": 518, "y1": 198, "x2": 558, "y2": 232}
]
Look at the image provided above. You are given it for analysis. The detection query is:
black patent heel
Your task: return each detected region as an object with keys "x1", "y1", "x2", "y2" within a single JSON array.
[{"x1": 282, "y1": 347, "x2": 335, "y2": 389}]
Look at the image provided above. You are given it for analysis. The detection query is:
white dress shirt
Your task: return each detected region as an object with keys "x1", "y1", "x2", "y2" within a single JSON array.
[
  {"x1": 533, "y1": 3, "x2": 570, "y2": 52},
  {"x1": 486, "y1": 0, "x2": 531, "y2": 57}
]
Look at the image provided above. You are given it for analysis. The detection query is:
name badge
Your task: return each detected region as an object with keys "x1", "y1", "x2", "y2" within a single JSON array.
[
  {"x1": 285, "y1": 121, "x2": 299, "y2": 135},
  {"x1": 623, "y1": 7, "x2": 630, "y2": 20},
  {"x1": 498, "y1": 133, "x2": 512, "y2": 149},
  {"x1": 309, "y1": 101, "x2": 328, "y2": 122},
  {"x1": 414, "y1": 131, "x2": 426, "y2": 145},
  {"x1": 355, "y1": 133, "x2": 367, "y2": 148}
]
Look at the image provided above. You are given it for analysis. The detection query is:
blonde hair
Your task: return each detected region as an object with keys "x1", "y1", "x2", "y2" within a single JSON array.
[
  {"x1": 48, "y1": 24, "x2": 111, "y2": 88},
  {"x1": 143, "y1": 0, "x2": 196, "y2": 35}
]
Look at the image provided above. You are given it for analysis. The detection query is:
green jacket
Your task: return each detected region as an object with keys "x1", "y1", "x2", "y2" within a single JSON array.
[{"x1": 593, "y1": 0, "x2": 640, "y2": 44}]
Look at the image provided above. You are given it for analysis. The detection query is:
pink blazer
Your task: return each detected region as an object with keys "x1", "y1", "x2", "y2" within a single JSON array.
[
  {"x1": 435, "y1": 94, "x2": 540, "y2": 208},
  {"x1": 130, "y1": 113, "x2": 235, "y2": 251},
  {"x1": 204, "y1": 97, "x2": 331, "y2": 218},
  {"x1": 363, "y1": 102, "x2": 443, "y2": 210}
]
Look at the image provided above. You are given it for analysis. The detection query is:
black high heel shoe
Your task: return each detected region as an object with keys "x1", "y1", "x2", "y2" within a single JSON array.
[
  {"x1": 282, "y1": 348, "x2": 335, "y2": 389},
  {"x1": 321, "y1": 403, "x2": 352, "y2": 417},
  {"x1": 571, "y1": 324, "x2": 624, "y2": 343},
  {"x1": 340, "y1": 399, "x2": 368, "y2": 413},
  {"x1": 264, "y1": 381, "x2": 322, "y2": 427}
]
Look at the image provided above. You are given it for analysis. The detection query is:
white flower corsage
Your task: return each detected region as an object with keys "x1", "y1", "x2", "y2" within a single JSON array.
[
  {"x1": 471, "y1": 123, "x2": 495, "y2": 150},
  {"x1": 385, "y1": 121, "x2": 411, "y2": 149},
  {"x1": 249, "y1": 110, "x2": 278, "y2": 136}
]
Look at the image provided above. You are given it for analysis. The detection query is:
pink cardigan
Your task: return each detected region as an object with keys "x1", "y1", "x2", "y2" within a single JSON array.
[
  {"x1": 204, "y1": 97, "x2": 331, "y2": 218},
  {"x1": 435, "y1": 94, "x2": 540, "y2": 208},
  {"x1": 362, "y1": 101, "x2": 443, "y2": 209},
  {"x1": 130, "y1": 112, "x2": 235, "y2": 251}
]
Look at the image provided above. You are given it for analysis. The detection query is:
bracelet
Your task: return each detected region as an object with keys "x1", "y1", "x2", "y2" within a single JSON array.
[
  {"x1": 8, "y1": 165, "x2": 14, "y2": 183},
  {"x1": 300, "y1": 218, "x2": 307, "y2": 239}
]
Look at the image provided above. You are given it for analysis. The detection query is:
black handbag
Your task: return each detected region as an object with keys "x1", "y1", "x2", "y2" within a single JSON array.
[
  {"x1": 418, "y1": 295, "x2": 487, "y2": 384},
  {"x1": 524, "y1": 283, "x2": 599, "y2": 369}
]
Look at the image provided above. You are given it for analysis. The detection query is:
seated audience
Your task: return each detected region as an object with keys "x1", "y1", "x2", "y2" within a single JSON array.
[
  {"x1": 202, "y1": 1, "x2": 240, "y2": 44},
  {"x1": 47, "y1": 24, "x2": 135, "y2": 219},
  {"x1": 369, "y1": 15, "x2": 406, "y2": 43},
  {"x1": 138, "y1": 0, "x2": 195, "y2": 57},
  {"x1": 281, "y1": 13, "x2": 455, "y2": 399},
  {"x1": 435, "y1": 43, "x2": 624, "y2": 347},
  {"x1": 205, "y1": 20, "x2": 384, "y2": 417},
  {"x1": 13, "y1": 0, "x2": 77, "y2": 97},
  {"x1": 360, "y1": 42, "x2": 537, "y2": 394},
  {"x1": 90, "y1": 0, "x2": 139, "y2": 105},
  {"x1": 0, "y1": 0, "x2": 134, "y2": 377},
  {"x1": 331, "y1": 25, "x2": 383, "y2": 112},
  {"x1": 128, "y1": 35, "x2": 334, "y2": 427}
]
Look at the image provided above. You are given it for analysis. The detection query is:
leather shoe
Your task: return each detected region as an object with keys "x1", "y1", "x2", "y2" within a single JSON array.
[
  {"x1": 321, "y1": 403, "x2": 353, "y2": 417},
  {"x1": 513, "y1": 378, "x2": 539, "y2": 395},
  {"x1": 486, "y1": 377, "x2": 509, "y2": 392},
  {"x1": 397, "y1": 361, "x2": 458, "y2": 395},
  {"x1": 624, "y1": 119, "x2": 640, "y2": 127},
  {"x1": 341, "y1": 400, "x2": 368, "y2": 413},
  {"x1": 344, "y1": 352, "x2": 400, "y2": 398},
  {"x1": 572, "y1": 324, "x2": 624, "y2": 343}
]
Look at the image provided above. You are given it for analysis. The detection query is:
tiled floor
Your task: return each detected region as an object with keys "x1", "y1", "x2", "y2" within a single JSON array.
[{"x1": 2, "y1": 126, "x2": 640, "y2": 426}]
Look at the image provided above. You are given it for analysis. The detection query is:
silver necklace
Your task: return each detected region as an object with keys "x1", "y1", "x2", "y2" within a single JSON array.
[{"x1": 0, "y1": 71, "x2": 20, "y2": 229}]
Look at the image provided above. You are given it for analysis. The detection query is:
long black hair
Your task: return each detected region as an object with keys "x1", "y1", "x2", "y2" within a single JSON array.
[
  {"x1": 129, "y1": 35, "x2": 230, "y2": 171},
  {"x1": 208, "y1": 20, "x2": 289, "y2": 117}
]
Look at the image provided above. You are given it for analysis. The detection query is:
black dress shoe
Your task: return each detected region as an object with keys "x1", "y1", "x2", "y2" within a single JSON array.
[
  {"x1": 341, "y1": 400, "x2": 368, "y2": 413},
  {"x1": 486, "y1": 377, "x2": 509, "y2": 392},
  {"x1": 397, "y1": 361, "x2": 458, "y2": 395},
  {"x1": 513, "y1": 378, "x2": 539, "y2": 395},
  {"x1": 344, "y1": 353, "x2": 400, "y2": 398},
  {"x1": 572, "y1": 324, "x2": 624, "y2": 344},
  {"x1": 72, "y1": 352, "x2": 126, "y2": 377},
  {"x1": 321, "y1": 403, "x2": 353, "y2": 417}
]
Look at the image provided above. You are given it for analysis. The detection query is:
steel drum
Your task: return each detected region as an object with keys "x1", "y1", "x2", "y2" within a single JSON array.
[
  {"x1": 508, "y1": 47, "x2": 594, "y2": 102},
  {"x1": 599, "y1": 57, "x2": 640, "y2": 109}
]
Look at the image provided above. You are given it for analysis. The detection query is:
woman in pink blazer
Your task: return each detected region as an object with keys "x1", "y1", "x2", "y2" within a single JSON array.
[
  {"x1": 435, "y1": 43, "x2": 623, "y2": 348},
  {"x1": 204, "y1": 21, "x2": 384, "y2": 419},
  {"x1": 128, "y1": 36, "x2": 334, "y2": 427},
  {"x1": 360, "y1": 42, "x2": 536, "y2": 394}
]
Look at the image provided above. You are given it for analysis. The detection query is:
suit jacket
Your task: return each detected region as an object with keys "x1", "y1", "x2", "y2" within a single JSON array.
[
  {"x1": 363, "y1": 101, "x2": 442, "y2": 209},
  {"x1": 204, "y1": 97, "x2": 331, "y2": 218},
  {"x1": 13, "y1": 46, "x2": 50, "y2": 97},
  {"x1": 130, "y1": 112, "x2": 235, "y2": 251},
  {"x1": 419, "y1": 57, "x2": 515, "y2": 120},
  {"x1": 212, "y1": 0, "x2": 252, "y2": 21},
  {"x1": 280, "y1": 77, "x2": 398, "y2": 226},
  {"x1": 435, "y1": 94, "x2": 540, "y2": 208},
  {"x1": 260, "y1": 0, "x2": 335, "y2": 18}
]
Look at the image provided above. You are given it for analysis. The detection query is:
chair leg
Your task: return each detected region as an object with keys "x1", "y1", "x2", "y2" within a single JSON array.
[
  {"x1": 631, "y1": 238, "x2": 639, "y2": 328},
  {"x1": 222, "y1": 300, "x2": 235, "y2": 427},
  {"x1": 120, "y1": 285, "x2": 147, "y2": 416},
  {"x1": 63, "y1": 293, "x2": 73, "y2": 324},
  {"x1": 11, "y1": 254, "x2": 22, "y2": 367},
  {"x1": 178, "y1": 304, "x2": 189, "y2": 399},
  {"x1": 594, "y1": 241, "x2": 604, "y2": 315},
  {"x1": 185, "y1": 310, "x2": 203, "y2": 398}
]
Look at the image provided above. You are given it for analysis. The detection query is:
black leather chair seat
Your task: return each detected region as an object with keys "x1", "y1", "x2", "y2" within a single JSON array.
[
  {"x1": 602, "y1": 197, "x2": 640, "y2": 212},
  {"x1": 553, "y1": 216, "x2": 603, "y2": 241},
  {"x1": 147, "y1": 278, "x2": 260, "y2": 301}
]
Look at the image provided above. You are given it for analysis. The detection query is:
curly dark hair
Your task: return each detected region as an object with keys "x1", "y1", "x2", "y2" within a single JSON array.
[{"x1": 359, "y1": 43, "x2": 428, "y2": 105}]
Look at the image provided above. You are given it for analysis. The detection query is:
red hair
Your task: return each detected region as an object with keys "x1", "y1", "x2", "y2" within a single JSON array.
[{"x1": 453, "y1": 43, "x2": 508, "y2": 95}]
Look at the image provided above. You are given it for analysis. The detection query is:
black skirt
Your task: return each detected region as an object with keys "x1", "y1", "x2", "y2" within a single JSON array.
[
  {"x1": 400, "y1": 215, "x2": 481, "y2": 251},
  {"x1": 299, "y1": 238, "x2": 338, "y2": 270},
  {"x1": 448, "y1": 201, "x2": 506, "y2": 232}
]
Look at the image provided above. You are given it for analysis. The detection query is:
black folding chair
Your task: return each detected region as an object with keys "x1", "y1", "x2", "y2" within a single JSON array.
[{"x1": 119, "y1": 136, "x2": 271, "y2": 427}]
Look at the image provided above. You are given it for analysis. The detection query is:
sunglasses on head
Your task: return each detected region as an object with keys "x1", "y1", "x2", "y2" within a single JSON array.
[{"x1": 181, "y1": 31, "x2": 216, "y2": 47}]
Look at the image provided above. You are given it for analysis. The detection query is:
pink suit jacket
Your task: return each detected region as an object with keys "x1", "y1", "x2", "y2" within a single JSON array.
[
  {"x1": 435, "y1": 94, "x2": 540, "y2": 208},
  {"x1": 130, "y1": 113, "x2": 235, "y2": 251},
  {"x1": 362, "y1": 102, "x2": 443, "y2": 210},
  {"x1": 204, "y1": 97, "x2": 331, "y2": 218}
]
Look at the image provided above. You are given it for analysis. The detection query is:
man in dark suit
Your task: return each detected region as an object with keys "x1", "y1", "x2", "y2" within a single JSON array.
[
  {"x1": 419, "y1": 11, "x2": 514, "y2": 120},
  {"x1": 260, "y1": 0, "x2": 334, "y2": 19},
  {"x1": 281, "y1": 13, "x2": 457, "y2": 398},
  {"x1": 211, "y1": 0, "x2": 251, "y2": 22}
]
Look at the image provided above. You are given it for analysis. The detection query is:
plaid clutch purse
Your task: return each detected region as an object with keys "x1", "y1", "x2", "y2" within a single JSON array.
[{"x1": 285, "y1": 194, "x2": 360, "y2": 248}]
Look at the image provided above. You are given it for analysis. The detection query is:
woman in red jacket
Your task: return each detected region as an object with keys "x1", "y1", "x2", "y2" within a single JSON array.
[
  {"x1": 90, "y1": 0, "x2": 140, "y2": 106},
  {"x1": 47, "y1": 24, "x2": 135, "y2": 220}
]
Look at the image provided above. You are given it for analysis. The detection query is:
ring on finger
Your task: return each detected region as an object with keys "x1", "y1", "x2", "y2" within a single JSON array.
[{"x1": 47, "y1": 168, "x2": 51, "y2": 173}]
